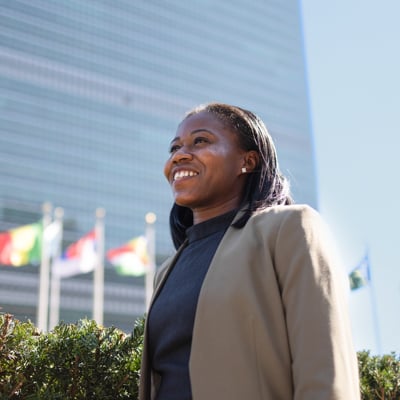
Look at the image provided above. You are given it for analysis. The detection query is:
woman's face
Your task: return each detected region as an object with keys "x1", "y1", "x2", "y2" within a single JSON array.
[{"x1": 164, "y1": 111, "x2": 248, "y2": 223}]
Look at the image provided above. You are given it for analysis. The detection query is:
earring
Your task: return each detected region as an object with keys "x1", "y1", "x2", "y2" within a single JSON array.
[{"x1": 241, "y1": 167, "x2": 247, "y2": 173}]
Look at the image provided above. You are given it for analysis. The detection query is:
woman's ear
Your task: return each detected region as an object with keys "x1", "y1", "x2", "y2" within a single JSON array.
[{"x1": 243, "y1": 150, "x2": 259, "y2": 173}]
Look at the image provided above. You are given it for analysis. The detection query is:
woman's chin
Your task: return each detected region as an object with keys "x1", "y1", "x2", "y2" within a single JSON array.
[{"x1": 174, "y1": 196, "x2": 198, "y2": 209}]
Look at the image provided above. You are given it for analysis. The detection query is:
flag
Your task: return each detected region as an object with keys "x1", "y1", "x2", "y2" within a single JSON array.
[
  {"x1": 52, "y1": 230, "x2": 97, "y2": 278},
  {"x1": 107, "y1": 236, "x2": 149, "y2": 276},
  {"x1": 43, "y1": 220, "x2": 62, "y2": 258},
  {"x1": 349, "y1": 253, "x2": 371, "y2": 291},
  {"x1": 0, "y1": 222, "x2": 42, "y2": 266}
]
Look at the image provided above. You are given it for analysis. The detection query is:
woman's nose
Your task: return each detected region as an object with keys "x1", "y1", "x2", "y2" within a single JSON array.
[{"x1": 171, "y1": 147, "x2": 193, "y2": 163}]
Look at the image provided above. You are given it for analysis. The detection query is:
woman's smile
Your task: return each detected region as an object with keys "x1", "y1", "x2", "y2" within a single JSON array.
[{"x1": 172, "y1": 169, "x2": 199, "y2": 182}]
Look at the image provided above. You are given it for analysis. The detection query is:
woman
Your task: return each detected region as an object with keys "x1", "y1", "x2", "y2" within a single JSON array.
[{"x1": 139, "y1": 103, "x2": 360, "y2": 399}]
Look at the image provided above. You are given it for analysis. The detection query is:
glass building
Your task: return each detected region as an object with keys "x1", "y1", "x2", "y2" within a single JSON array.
[{"x1": 0, "y1": 0, "x2": 316, "y2": 332}]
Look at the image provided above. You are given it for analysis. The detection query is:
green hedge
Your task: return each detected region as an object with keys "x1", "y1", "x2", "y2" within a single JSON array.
[
  {"x1": 0, "y1": 314, "x2": 143, "y2": 399},
  {"x1": 358, "y1": 350, "x2": 400, "y2": 399},
  {"x1": 1, "y1": 313, "x2": 399, "y2": 399}
]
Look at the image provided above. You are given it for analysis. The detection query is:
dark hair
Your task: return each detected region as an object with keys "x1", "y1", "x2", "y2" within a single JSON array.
[{"x1": 169, "y1": 102, "x2": 293, "y2": 249}]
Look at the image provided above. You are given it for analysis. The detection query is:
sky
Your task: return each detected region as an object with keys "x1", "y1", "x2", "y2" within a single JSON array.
[{"x1": 301, "y1": 0, "x2": 400, "y2": 354}]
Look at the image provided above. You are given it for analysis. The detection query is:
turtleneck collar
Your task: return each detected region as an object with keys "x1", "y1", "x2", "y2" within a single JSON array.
[{"x1": 185, "y1": 209, "x2": 237, "y2": 244}]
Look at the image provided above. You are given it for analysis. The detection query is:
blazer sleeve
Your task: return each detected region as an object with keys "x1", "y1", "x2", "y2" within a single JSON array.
[{"x1": 272, "y1": 206, "x2": 360, "y2": 399}]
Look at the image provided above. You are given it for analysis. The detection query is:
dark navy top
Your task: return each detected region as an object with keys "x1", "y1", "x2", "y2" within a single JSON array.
[{"x1": 148, "y1": 210, "x2": 236, "y2": 400}]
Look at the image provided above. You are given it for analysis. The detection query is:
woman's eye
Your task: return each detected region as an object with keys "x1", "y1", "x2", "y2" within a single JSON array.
[
  {"x1": 194, "y1": 137, "x2": 209, "y2": 145},
  {"x1": 169, "y1": 144, "x2": 181, "y2": 153}
]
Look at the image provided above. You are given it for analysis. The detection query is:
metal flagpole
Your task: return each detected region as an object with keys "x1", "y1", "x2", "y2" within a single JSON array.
[
  {"x1": 366, "y1": 249, "x2": 382, "y2": 354},
  {"x1": 36, "y1": 201, "x2": 52, "y2": 331},
  {"x1": 93, "y1": 208, "x2": 105, "y2": 325},
  {"x1": 145, "y1": 212, "x2": 156, "y2": 311},
  {"x1": 48, "y1": 207, "x2": 64, "y2": 330}
]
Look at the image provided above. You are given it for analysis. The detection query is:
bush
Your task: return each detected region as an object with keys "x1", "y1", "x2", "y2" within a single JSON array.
[
  {"x1": 1, "y1": 313, "x2": 400, "y2": 399},
  {"x1": 358, "y1": 350, "x2": 400, "y2": 399},
  {"x1": 0, "y1": 313, "x2": 144, "y2": 399}
]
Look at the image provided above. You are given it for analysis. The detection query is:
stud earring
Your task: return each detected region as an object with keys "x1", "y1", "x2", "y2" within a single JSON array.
[{"x1": 241, "y1": 167, "x2": 247, "y2": 173}]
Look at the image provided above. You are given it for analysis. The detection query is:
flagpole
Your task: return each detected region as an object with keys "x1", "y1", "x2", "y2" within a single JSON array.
[
  {"x1": 48, "y1": 207, "x2": 64, "y2": 330},
  {"x1": 93, "y1": 208, "x2": 105, "y2": 325},
  {"x1": 145, "y1": 212, "x2": 156, "y2": 311},
  {"x1": 366, "y1": 249, "x2": 382, "y2": 354},
  {"x1": 36, "y1": 201, "x2": 52, "y2": 331}
]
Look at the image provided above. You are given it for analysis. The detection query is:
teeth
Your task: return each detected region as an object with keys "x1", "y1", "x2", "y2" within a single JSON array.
[{"x1": 174, "y1": 170, "x2": 198, "y2": 181}]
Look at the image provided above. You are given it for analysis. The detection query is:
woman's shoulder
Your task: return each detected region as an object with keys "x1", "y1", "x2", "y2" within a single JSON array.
[
  {"x1": 250, "y1": 203, "x2": 321, "y2": 224},
  {"x1": 244, "y1": 204, "x2": 334, "y2": 248},
  {"x1": 240, "y1": 204, "x2": 326, "y2": 239}
]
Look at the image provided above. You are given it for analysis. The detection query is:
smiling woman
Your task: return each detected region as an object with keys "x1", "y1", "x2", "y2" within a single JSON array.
[{"x1": 139, "y1": 102, "x2": 361, "y2": 400}]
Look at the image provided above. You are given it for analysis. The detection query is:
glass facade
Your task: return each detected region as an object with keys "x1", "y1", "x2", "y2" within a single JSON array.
[{"x1": 0, "y1": 0, "x2": 316, "y2": 331}]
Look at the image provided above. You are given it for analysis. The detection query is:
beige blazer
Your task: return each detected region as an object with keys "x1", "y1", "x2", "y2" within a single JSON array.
[{"x1": 139, "y1": 204, "x2": 360, "y2": 400}]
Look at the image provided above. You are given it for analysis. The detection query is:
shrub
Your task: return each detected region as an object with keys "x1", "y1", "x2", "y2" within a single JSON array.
[
  {"x1": 358, "y1": 350, "x2": 400, "y2": 399},
  {"x1": 0, "y1": 314, "x2": 39, "y2": 398},
  {"x1": 0, "y1": 313, "x2": 144, "y2": 399}
]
